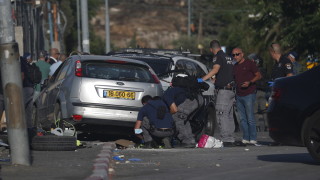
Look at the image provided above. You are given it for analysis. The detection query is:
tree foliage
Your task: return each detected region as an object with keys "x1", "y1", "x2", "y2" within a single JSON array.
[
  {"x1": 181, "y1": 0, "x2": 319, "y2": 69},
  {"x1": 60, "y1": 0, "x2": 104, "y2": 54}
]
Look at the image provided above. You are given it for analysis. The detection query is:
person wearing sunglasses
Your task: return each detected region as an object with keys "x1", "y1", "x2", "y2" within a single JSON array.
[
  {"x1": 232, "y1": 48, "x2": 262, "y2": 146},
  {"x1": 202, "y1": 40, "x2": 238, "y2": 147},
  {"x1": 269, "y1": 43, "x2": 293, "y2": 80}
]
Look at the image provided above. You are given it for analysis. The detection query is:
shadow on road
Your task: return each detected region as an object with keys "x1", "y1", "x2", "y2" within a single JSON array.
[
  {"x1": 257, "y1": 153, "x2": 319, "y2": 165},
  {"x1": 76, "y1": 125, "x2": 141, "y2": 143}
]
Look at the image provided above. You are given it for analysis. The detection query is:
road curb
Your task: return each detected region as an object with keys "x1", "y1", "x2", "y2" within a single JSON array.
[{"x1": 85, "y1": 142, "x2": 116, "y2": 180}]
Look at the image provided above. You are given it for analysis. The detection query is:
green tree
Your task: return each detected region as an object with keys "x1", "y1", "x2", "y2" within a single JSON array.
[
  {"x1": 60, "y1": 0, "x2": 104, "y2": 54},
  {"x1": 186, "y1": 0, "x2": 320, "y2": 71}
]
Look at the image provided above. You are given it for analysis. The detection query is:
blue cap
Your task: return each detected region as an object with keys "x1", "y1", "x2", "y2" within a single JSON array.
[
  {"x1": 288, "y1": 51, "x2": 298, "y2": 59},
  {"x1": 23, "y1": 52, "x2": 31, "y2": 60}
]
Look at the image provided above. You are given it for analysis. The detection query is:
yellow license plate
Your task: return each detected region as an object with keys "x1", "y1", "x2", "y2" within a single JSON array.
[{"x1": 105, "y1": 90, "x2": 135, "y2": 100}]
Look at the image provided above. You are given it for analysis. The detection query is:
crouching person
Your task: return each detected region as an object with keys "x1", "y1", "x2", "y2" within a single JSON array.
[
  {"x1": 134, "y1": 95, "x2": 175, "y2": 149},
  {"x1": 163, "y1": 75, "x2": 204, "y2": 148}
]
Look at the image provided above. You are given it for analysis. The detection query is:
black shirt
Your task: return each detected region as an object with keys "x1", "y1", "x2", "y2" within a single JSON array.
[
  {"x1": 271, "y1": 55, "x2": 293, "y2": 80},
  {"x1": 49, "y1": 57, "x2": 57, "y2": 65},
  {"x1": 162, "y1": 87, "x2": 187, "y2": 107},
  {"x1": 137, "y1": 99, "x2": 173, "y2": 128},
  {"x1": 20, "y1": 58, "x2": 34, "y2": 88},
  {"x1": 212, "y1": 50, "x2": 234, "y2": 88}
]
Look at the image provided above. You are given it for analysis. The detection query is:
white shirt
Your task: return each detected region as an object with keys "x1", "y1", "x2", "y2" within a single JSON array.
[{"x1": 49, "y1": 61, "x2": 62, "y2": 76}]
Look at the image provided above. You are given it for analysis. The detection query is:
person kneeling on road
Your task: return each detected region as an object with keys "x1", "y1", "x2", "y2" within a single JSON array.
[
  {"x1": 134, "y1": 95, "x2": 175, "y2": 149},
  {"x1": 163, "y1": 74, "x2": 204, "y2": 148}
]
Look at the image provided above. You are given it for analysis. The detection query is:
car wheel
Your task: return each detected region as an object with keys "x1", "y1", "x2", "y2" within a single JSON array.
[
  {"x1": 194, "y1": 105, "x2": 216, "y2": 141},
  {"x1": 204, "y1": 105, "x2": 216, "y2": 136},
  {"x1": 31, "y1": 135, "x2": 77, "y2": 151},
  {"x1": 303, "y1": 109, "x2": 320, "y2": 162}
]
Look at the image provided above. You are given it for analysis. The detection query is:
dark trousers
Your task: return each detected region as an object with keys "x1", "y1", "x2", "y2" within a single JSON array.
[
  {"x1": 23, "y1": 87, "x2": 34, "y2": 128},
  {"x1": 141, "y1": 117, "x2": 174, "y2": 143}
]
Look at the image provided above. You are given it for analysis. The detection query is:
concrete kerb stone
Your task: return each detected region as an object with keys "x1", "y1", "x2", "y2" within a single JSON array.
[
  {"x1": 94, "y1": 157, "x2": 110, "y2": 164},
  {"x1": 85, "y1": 142, "x2": 115, "y2": 180}
]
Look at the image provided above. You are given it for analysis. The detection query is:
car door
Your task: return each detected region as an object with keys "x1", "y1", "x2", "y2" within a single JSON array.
[{"x1": 45, "y1": 60, "x2": 71, "y2": 121}]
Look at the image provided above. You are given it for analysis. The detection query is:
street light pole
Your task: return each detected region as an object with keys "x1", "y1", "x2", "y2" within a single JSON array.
[
  {"x1": 0, "y1": 0, "x2": 31, "y2": 166},
  {"x1": 105, "y1": 0, "x2": 110, "y2": 53},
  {"x1": 81, "y1": 0, "x2": 90, "y2": 53},
  {"x1": 77, "y1": 0, "x2": 81, "y2": 52},
  {"x1": 188, "y1": 0, "x2": 191, "y2": 37}
]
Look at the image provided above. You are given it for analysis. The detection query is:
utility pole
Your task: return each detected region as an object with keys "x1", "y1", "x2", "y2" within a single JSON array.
[
  {"x1": 47, "y1": 2, "x2": 53, "y2": 46},
  {"x1": 105, "y1": 0, "x2": 110, "y2": 53},
  {"x1": 0, "y1": 0, "x2": 31, "y2": 166},
  {"x1": 188, "y1": 0, "x2": 191, "y2": 37},
  {"x1": 197, "y1": 12, "x2": 203, "y2": 54},
  {"x1": 53, "y1": 3, "x2": 58, "y2": 42},
  {"x1": 81, "y1": 0, "x2": 90, "y2": 53},
  {"x1": 77, "y1": 0, "x2": 81, "y2": 52}
]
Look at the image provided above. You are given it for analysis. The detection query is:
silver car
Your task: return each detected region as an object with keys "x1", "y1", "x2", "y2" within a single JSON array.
[{"x1": 33, "y1": 55, "x2": 163, "y2": 131}]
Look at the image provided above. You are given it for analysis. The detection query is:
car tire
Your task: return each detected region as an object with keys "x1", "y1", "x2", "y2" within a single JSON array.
[
  {"x1": 204, "y1": 105, "x2": 216, "y2": 136},
  {"x1": 303, "y1": 109, "x2": 320, "y2": 162},
  {"x1": 31, "y1": 135, "x2": 77, "y2": 151},
  {"x1": 194, "y1": 105, "x2": 216, "y2": 141}
]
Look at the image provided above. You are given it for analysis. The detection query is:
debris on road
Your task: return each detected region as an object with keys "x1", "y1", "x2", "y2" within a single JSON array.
[
  {"x1": 113, "y1": 156, "x2": 125, "y2": 161},
  {"x1": 114, "y1": 139, "x2": 135, "y2": 149}
]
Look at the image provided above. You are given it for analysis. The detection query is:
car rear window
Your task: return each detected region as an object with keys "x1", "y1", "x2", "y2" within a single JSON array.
[
  {"x1": 112, "y1": 54, "x2": 172, "y2": 75},
  {"x1": 81, "y1": 61, "x2": 155, "y2": 83}
]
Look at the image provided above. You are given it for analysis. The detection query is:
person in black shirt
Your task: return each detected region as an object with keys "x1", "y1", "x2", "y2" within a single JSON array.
[
  {"x1": 268, "y1": 43, "x2": 293, "y2": 146},
  {"x1": 202, "y1": 40, "x2": 237, "y2": 147},
  {"x1": 269, "y1": 43, "x2": 293, "y2": 80}
]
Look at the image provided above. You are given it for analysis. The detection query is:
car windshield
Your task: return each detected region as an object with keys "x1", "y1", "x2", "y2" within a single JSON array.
[
  {"x1": 134, "y1": 58, "x2": 172, "y2": 75},
  {"x1": 111, "y1": 54, "x2": 172, "y2": 75},
  {"x1": 82, "y1": 61, "x2": 155, "y2": 83}
]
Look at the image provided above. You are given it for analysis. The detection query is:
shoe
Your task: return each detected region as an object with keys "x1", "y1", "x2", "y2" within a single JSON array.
[
  {"x1": 223, "y1": 142, "x2": 235, "y2": 147},
  {"x1": 249, "y1": 140, "x2": 262, "y2": 146},
  {"x1": 162, "y1": 137, "x2": 172, "y2": 149},
  {"x1": 180, "y1": 143, "x2": 196, "y2": 148},
  {"x1": 249, "y1": 140, "x2": 257, "y2": 144},
  {"x1": 242, "y1": 139, "x2": 250, "y2": 144}
]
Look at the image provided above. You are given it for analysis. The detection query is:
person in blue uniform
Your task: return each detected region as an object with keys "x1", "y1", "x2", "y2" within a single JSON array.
[{"x1": 134, "y1": 95, "x2": 174, "y2": 148}]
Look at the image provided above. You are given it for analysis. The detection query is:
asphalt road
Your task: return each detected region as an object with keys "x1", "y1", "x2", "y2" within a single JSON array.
[
  {"x1": 0, "y1": 132, "x2": 319, "y2": 180},
  {"x1": 111, "y1": 132, "x2": 320, "y2": 180},
  {"x1": 0, "y1": 141, "x2": 106, "y2": 180}
]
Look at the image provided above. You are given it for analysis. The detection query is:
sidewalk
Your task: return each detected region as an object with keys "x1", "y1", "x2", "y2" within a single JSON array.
[{"x1": 0, "y1": 141, "x2": 115, "y2": 180}]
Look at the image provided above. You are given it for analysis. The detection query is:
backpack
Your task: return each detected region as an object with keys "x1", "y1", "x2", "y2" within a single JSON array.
[
  {"x1": 171, "y1": 74, "x2": 209, "y2": 100},
  {"x1": 26, "y1": 64, "x2": 42, "y2": 85}
]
